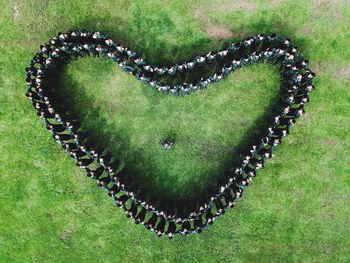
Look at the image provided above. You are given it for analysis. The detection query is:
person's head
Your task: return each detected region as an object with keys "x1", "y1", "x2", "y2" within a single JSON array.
[
  {"x1": 274, "y1": 138, "x2": 281, "y2": 146},
  {"x1": 264, "y1": 152, "x2": 271, "y2": 159},
  {"x1": 256, "y1": 162, "x2": 263, "y2": 169},
  {"x1": 167, "y1": 231, "x2": 175, "y2": 238}
]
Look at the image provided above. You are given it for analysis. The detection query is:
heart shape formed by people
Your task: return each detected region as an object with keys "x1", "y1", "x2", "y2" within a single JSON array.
[{"x1": 25, "y1": 30, "x2": 315, "y2": 238}]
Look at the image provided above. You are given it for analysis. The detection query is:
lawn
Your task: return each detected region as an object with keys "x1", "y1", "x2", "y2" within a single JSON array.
[{"x1": 0, "y1": 0, "x2": 349, "y2": 262}]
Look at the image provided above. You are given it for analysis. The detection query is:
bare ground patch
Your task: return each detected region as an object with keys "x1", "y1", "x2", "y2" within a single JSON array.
[
  {"x1": 312, "y1": 61, "x2": 329, "y2": 75},
  {"x1": 336, "y1": 66, "x2": 350, "y2": 80},
  {"x1": 12, "y1": 0, "x2": 20, "y2": 21},
  {"x1": 205, "y1": 23, "x2": 233, "y2": 39},
  {"x1": 215, "y1": 0, "x2": 257, "y2": 13},
  {"x1": 195, "y1": 0, "x2": 281, "y2": 19},
  {"x1": 59, "y1": 223, "x2": 77, "y2": 241},
  {"x1": 312, "y1": 0, "x2": 346, "y2": 20},
  {"x1": 301, "y1": 0, "x2": 348, "y2": 34},
  {"x1": 311, "y1": 61, "x2": 350, "y2": 81},
  {"x1": 194, "y1": 0, "x2": 256, "y2": 20},
  {"x1": 194, "y1": 0, "x2": 282, "y2": 40},
  {"x1": 299, "y1": 113, "x2": 312, "y2": 126},
  {"x1": 324, "y1": 139, "x2": 339, "y2": 147},
  {"x1": 268, "y1": 0, "x2": 282, "y2": 8}
]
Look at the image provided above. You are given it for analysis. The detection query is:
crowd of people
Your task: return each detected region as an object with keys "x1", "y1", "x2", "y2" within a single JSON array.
[{"x1": 25, "y1": 30, "x2": 315, "y2": 238}]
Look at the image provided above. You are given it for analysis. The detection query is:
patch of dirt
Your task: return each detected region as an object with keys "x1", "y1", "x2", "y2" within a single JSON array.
[
  {"x1": 324, "y1": 139, "x2": 339, "y2": 147},
  {"x1": 312, "y1": 62, "x2": 350, "y2": 80},
  {"x1": 193, "y1": 1, "x2": 255, "y2": 39},
  {"x1": 301, "y1": 0, "x2": 347, "y2": 34},
  {"x1": 99, "y1": 73, "x2": 122, "y2": 113},
  {"x1": 205, "y1": 23, "x2": 233, "y2": 40},
  {"x1": 215, "y1": 0, "x2": 257, "y2": 13},
  {"x1": 298, "y1": 113, "x2": 312, "y2": 126},
  {"x1": 59, "y1": 223, "x2": 76, "y2": 241},
  {"x1": 303, "y1": 113, "x2": 311, "y2": 121},
  {"x1": 195, "y1": 0, "x2": 281, "y2": 19},
  {"x1": 194, "y1": 0, "x2": 257, "y2": 20},
  {"x1": 268, "y1": 0, "x2": 282, "y2": 8},
  {"x1": 337, "y1": 66, "x2": 350, "y2": 80},
  {"x1": 12, "y1": 0, "x2": 20, "y2": 21},
  {"x1": 312, "y1": 0, "x2": 345, "y2": 20},
  {"x1": 312, "y1": 61, "x2": 328, "y2": 75},
  {"x1": 194, "y1": 0, "x2": 283, "y2": 40}
]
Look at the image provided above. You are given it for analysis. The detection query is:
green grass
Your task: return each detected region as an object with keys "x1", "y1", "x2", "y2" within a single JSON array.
[{"x1": 0, "y1": 0, "x2": 349, "y2": 262}]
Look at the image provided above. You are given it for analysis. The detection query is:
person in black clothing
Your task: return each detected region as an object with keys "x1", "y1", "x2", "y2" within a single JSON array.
[
  {"x1": 278, "y1": 117, "x2": 296, "y2": 127},
  {"x1": 166, "y1": 221, "x2": 176, "y2": 238},
  {"x1": 85, "y1": 166, "x2": 104, "y2": 179},
  {"x1": 249, "y1": 157, "x2": 263, "y2": 170},
  {"x1": 33, "y1": 101, "x2": 47, "y2": 112},
  {"x1": 145, "y1": 213, "x2": 158, "y2": 231},
  {"x1": 26, "y1": 65, "x2": 37, "y2": 76},
  {"x1": 126, "y1": 201, "x2": 138, "y2": 219},
  {"x1": 239, "y1": 177, "x2": 252, "y2": 188},
  {"x1": 108, "y1": 184, "x2": 120, "y2": 198},
  {"x1": 53, "y1": 133, "x2": 72, "y2": 142},
  {"x1": 180, "y1": 221, "x2": 191, "y2": 235},
  {"x1": 274, "y1": 125, "x2": 289, "y2": 137},
  {"x1": 69, "y1": 149, "x2": 85, "y2": 160},
  {"x1": 62, "y1": 142, "x2": 78, "y2": 152},
  {"x1": 75, "y1": 157, "x2": 94, "y2": 167},
  {"x1": 26, "y1": 90, "x2": 41, "y2": 101},
  {"x1": 175, "y1": 217, "x2": 184, "y2": 225},
  {"x1": 45, "y1": 123, "x2": 66, "y2": 133},
  {"x1": 213, "y1": 198, "x2": 225, "y2": 216},
  {"x1": 97, "y1": 175, "x2": 111, "y2": 188},
  {"x1": 205, "y1": 210, "x2": 215, "y2": 225},
  {"x1": 259, "y1": 148, "x2": 273, "y2": 161},
  {"x1": 189, "y1": 211, "x2": 197, "y2": 219},
  {"x1": 115, "y1": 194, "x2": 128, "y2": 208},
  {"x1": 62, "y1": 120, "x2": 79, "y2": 133},
  {"x1": 223, "y1": 192, "x2": 235, "y2": 208},
  {"x1": 135, "y1": 207, "x2": 147, "y2": 224},
  {"x1": 155, "y1": 217, "x2": 166, "y2": 237},
  {"x1": 166, "y1": 209, "x2": 176, "y2": 220},
  {"x1": 198, "y1": 203, "x2": 208, "y2": 213},
  {"x1": 295, "y1": 96, "x2": 309, "y2": 106},
  {"x1": 37, "y1": 109, "x2": 54, "y2": 119},
  {"x1": 194, "y1": 217, "x2": 204, "y2": 233}
]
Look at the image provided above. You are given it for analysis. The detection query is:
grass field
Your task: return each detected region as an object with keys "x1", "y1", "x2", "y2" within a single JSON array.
[{"x1": 0, "y1": 0, "x2": 349, "y2": 262}]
